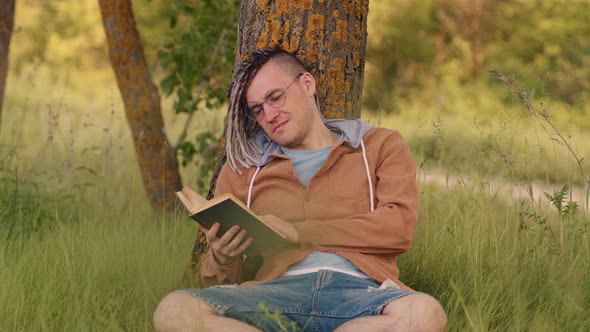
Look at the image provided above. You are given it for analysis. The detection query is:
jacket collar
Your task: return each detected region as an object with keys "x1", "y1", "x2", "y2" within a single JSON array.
[{"x1": 252, "y1": 119, "x2": 373, "y2": 167}]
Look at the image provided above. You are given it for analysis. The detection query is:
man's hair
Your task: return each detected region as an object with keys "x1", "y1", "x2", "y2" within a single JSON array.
[{"x1": 225, "y1": 47, "x2": 308, "y2": 171}]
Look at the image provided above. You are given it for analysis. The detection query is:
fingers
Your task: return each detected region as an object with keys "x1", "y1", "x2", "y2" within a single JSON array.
[{"x1": 205, "y1": 223, "x2": 253, "y2": 265}]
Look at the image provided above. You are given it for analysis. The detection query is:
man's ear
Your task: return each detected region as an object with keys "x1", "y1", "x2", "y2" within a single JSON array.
[{"x1": 301, "y1": 72, "x2": 316, "y2": 96}]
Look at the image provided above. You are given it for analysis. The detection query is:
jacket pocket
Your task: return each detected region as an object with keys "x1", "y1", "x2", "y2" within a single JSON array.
[{"x1": 328, "y1": 154, "x2": 370, "y2": 205}]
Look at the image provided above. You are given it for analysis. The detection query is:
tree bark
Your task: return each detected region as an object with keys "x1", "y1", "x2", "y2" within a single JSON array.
[
  {"x1": 99, "y1": 0, "x2": 181, "y2": 211},
  {"x1": 0, "y1": 0, "x2": 15, "y2": 129},
  {"x1": 186, "y1": 0, "x2": 369, "y2": 285}
]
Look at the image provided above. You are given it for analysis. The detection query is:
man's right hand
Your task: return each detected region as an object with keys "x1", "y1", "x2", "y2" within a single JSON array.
[{"x1": 203, "y1": 223, "x2": 253, "y2": 266}]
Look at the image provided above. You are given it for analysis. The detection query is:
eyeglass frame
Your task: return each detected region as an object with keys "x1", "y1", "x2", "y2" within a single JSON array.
[{"x1": 244, "y1": 72, "x2": 305, "y2": 121}]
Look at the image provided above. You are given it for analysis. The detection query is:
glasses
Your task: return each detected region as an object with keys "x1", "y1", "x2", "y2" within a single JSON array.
[{"x1": 245, "y1": 72, "x2": 304, "y2": 121}]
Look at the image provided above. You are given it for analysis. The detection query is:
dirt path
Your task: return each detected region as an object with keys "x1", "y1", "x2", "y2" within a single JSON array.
[{"x1": 419, "y1": 169, "x2": 589, "y2": 212}]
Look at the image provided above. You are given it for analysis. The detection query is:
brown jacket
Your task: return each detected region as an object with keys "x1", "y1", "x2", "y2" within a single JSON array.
[{"x1": 200, "y1": 126, "x2": 418, "y2": 290}]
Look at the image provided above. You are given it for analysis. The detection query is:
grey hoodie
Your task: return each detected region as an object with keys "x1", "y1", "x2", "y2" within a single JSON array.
[{"x1": 252, "y1": 119, "x2": 374, "y2": 167}]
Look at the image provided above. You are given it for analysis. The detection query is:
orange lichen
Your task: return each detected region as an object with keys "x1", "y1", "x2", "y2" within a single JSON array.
[
  {"x1": 309, "y1": 13, "x2": 325, "y2": 30},
  {"x1": 290, "y1": 0, "x2": 305, "y2": 9},
  {"x1": 257, "y1": 0, "x2": 270, "y2": 12},
  {"x1": 342, "y1": 0, "x2": 354, "y2": 15},
  {"x1": 275, "y1": 1, "x2": 288, "y2": 15},
  {"x1": 281, "y1": 19, "x2": 292, "y2": 50},
  {"x1": 352, "y1": 52, "x2": 360, "y2": 68},
  {"x1": 270, "y1": 20, "x2": 282, "y2": 45},
  {"x1": 325, "y1": 57, "x2": 346, "y2": 116},
  {"x1": 350, "y1": 20, "x2": 362, "y2": 47},
  {"x1": 334, "y1": 20, "x2": 347, "y2": 41},
  {"x1": 303, "y1": 14, "x2": 325, "y2": 63},
  {"x1": 258, "y1": 33, "x2": 269, "y2": 48},
  {"x1": 356, "y1": 1, "x2": 368, "y2": 19},
  {"x1": 332, "y1": 10, "x2": 339, "y2": 17},
  {"x1": 284, "y1": 19, "x2": 291, "y2": 35}
]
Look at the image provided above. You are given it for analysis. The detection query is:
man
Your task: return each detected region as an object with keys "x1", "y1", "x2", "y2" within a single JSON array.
[{"x1": 154, "y1": 47, "x2": 447, "y2": 331}]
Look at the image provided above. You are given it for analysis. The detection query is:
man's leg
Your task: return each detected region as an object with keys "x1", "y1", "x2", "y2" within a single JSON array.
[
  {"x1": 153, "y1": 291, "x2": 261, "y2": 332},
  {"x1": 334, "y1": 293, "x2": 447, "y2": 332}
]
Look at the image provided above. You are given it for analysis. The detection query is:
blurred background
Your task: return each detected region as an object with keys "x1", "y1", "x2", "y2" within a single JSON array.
[
  {"x1": 1, "y1": 0, "x2": 589, "y2": 330},
  {"x1": 3, "y1": 0, "x2": 589, "y2": 200}
]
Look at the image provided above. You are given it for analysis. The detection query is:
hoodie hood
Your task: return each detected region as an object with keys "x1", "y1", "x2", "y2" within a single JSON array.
[{"x1": 252, "y1": 119, "x2": 373, "y2": 167}]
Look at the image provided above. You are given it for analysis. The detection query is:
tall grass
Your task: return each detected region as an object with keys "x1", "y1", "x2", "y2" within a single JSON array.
[
  {"x1": 0, "y1": 203, "x2": 197, "y2": 331},
  {"x1": 403, "y1": 182, "x2": 590, "y2": 331},
  {"x1": 1, "y1": 67, "x2": 589, "y2": 330}
]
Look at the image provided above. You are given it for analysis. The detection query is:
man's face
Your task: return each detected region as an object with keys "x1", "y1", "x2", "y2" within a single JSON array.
[{"x1": 245, "y1": 60, "x2": 321, "y2": 150}]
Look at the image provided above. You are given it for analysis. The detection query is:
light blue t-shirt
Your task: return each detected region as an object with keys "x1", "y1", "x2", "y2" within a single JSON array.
[
  {"x1": 282, "y1": 145, "x2": 331, "y2": 186},
  {"x1": 281, "y1": 143, "x2": 369, "y2": 279}
]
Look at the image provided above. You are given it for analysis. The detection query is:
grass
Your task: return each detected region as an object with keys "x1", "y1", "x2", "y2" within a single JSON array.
[
  {"x1": 1, "y1": 67, "x2": 589, "y2": 330},
  {"x1": 403, "y1": 182, "x2": 590, "y2": 331},
  {"x1": 1, "y1": 168, "x2": 588, "y2": 330},
  {"x1": 0, "y1": 201, "x2": 198, "y2": 331}
]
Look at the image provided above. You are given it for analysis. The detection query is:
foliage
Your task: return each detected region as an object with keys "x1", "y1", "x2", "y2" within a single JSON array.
[
  {"x1": 545, "y1": 185, "x2": 579, "y2": 219},
  {"x1": 0, "y1": 158, "x2": 53, "y2": 239},
  {"x1": 9, "y1": 0, "x2": 171, "y2": 71},
  {"x1": 365, "y1": 0, "x2": 590, "y2": 113},
  {"x1": 155, "y1": 0, "x2": 238, "y2": 192},
  {"x1": 401, "y1": 183, "x2": 590, "y2": 331},
  {"x1": 157, "y1": 0, "x2": 238, "y2": 115},
  {"x1": 2, "y1": 2, "x2": 590, "y2": 330},
  {"x1": 2, "y1": 63, "x2": 590, "y2": 330}
]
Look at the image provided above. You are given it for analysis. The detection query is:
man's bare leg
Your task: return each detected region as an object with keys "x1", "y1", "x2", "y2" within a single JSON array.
[
  {"x1": 334, "y1": 293, "x2": 447, "y2": 332},
  {"x1": 153, "y1": 291, "x2": 261, "y2": 332}
]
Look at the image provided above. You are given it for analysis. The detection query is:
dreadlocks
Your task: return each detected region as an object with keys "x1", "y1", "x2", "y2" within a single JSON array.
[{"x1": 225, "y1": 47, "x2": 308, "y2": 171}]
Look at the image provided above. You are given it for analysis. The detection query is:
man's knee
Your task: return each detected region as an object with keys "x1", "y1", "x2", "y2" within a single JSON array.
[
  {"x1": 153, "y1": 290, "x2": 216, "y2": 332},
  {"x1": 383, "y1": 293, "x2": 447, "y2": 331}
]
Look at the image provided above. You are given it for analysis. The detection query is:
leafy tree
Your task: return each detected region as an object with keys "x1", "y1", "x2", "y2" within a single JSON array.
[
  {"x1": 364, "y1": 0, "x2": 436, "y2": 112},
  {"x1": 492, "y1": 0, "x2": 590, "y2": 104},
  {"x1": 9, "y1": 0, "x2": 172, "y2": 72},
  {"x1": 156, "y1": 0, "x2": 239, "y2": 192},
  {"x1": 363, "y1": 0, "x2": 590, "y2": 112}
]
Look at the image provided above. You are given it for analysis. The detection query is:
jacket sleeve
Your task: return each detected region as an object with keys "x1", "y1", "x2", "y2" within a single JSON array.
[
  {"x1": 199, "y1": 164, "x2": 246, "y2": 286},
  {"x1": 294, "y1": 131, "x2": 419, "y2": 255}
]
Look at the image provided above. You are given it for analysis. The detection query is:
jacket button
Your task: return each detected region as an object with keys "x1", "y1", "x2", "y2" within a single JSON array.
[{"x1": 305, "y1": 196, "x2": 311, "y2": 202}]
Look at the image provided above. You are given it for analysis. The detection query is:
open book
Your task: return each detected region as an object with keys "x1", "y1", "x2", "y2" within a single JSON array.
[{"x1": 176, "y1": 186, "x2": 289, "y2": 256}]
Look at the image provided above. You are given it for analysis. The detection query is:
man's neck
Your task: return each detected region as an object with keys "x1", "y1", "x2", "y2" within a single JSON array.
[{"x1": 298, "y1": 125, "x2": 340, "y2": 150}]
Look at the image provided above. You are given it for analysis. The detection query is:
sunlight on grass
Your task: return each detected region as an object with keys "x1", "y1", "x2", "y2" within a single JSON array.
[
  {"x1": 1, "y1": 62, "x2": 589, "y2": 330},
  {"x1": 0, "y1": 203, "x2": 198, "y2": 331}
]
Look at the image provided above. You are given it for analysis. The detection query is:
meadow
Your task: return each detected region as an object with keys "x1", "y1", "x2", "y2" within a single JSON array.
[{"x1": 1, "y1": 65, "x2": 589, "y2": 331}]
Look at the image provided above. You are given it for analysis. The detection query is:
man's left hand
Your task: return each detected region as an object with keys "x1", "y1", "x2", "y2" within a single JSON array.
[{"x1": 259, "y1": 215, "x2": 299, "y2": 244}]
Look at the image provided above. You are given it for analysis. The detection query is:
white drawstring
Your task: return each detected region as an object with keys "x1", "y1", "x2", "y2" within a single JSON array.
[
  {"x1": 247, "y1": 166, "x2": 261, "y2": 208},
  {"x1": 360, "y1": 139, "x2": 375, "y2": 212},
  {"x1": 247, "y1": 141, "x2": 374, "y2": 213}
]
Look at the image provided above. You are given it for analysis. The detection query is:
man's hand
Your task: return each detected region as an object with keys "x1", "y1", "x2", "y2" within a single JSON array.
[
  {"x1": 260, "y1": 215, "x2": 299, "y2": 244},
  {"x1": 202, "y1": 223, "x2": 253, "y2": 266}
]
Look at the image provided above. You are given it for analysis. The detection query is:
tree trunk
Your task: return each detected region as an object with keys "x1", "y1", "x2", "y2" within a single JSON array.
[
  {"x1": 186, "y1": 0, "x2": 369, "y2": 285},
  {"x1": 0, "y1": 0, "x2": 15, "y2": 129},
  {"x1": 99, "y1": 0, "x2": 181, "y2": 211}
]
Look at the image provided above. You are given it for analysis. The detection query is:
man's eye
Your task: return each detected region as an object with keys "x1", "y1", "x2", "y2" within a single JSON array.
[
  {"x1": 251, "y1": 106, "x2": 263, "y2": 115},
  {"x1": 268, "y1": 93, "x2": 283, "y2": 102}
]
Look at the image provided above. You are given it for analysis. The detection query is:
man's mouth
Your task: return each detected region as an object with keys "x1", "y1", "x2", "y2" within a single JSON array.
[{"x1": 273, "y1": 120, "x2": 288, "y2": 133}]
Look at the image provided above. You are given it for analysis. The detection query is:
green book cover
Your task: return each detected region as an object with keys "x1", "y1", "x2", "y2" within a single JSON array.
[{"x1": 178, "y1": 188, "x2": 289, "y2": 257}]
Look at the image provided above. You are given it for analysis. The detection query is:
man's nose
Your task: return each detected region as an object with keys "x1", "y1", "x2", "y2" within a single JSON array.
[{"x1": 262, "y1": 104, "x2": 280, "y2": 122}]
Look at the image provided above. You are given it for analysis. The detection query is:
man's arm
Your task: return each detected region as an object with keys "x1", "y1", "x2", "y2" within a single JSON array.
[
  {"x1": 294, "y1": 131, "x2": 418, "y2": 255},
  {"x1": 199, "y1": 164, "x2": 249, "y2": 286}
]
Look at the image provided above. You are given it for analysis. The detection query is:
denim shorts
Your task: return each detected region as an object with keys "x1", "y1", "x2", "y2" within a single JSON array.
[{"x1": 183, "y1": 270, "x2": 411, "y2": 331}]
